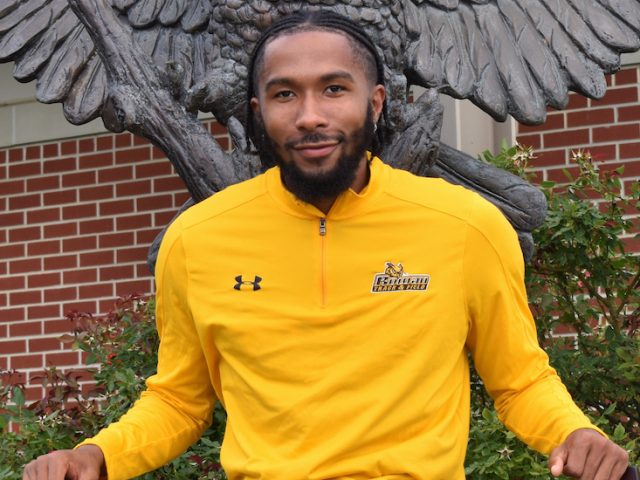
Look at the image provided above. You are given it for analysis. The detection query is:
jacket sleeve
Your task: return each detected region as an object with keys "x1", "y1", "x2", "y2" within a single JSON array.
[
  {"x1": 463, "y1": 195, "x2": 603, "y2": 454},
  {"x1": 77, "y1": 217, "x2": 218, "y2": 479}
]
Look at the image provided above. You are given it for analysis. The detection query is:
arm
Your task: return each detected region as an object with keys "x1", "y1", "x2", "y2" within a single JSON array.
[{"x1": 463, "y1": 195, "x2": 628, "y2": 477}]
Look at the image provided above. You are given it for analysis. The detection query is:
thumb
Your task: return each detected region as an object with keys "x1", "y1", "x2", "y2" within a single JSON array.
[{"x1": 549, "y1": 444, "x2": 568, "y2": 477}]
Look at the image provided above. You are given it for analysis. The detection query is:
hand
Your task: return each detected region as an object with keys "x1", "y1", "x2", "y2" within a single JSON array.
[
  {"x1": 549, "y1": 428, "x2": 629, "y2": 480},
  {"x1": 22, "y1": 445, "x2": 105, "y2": 480}
]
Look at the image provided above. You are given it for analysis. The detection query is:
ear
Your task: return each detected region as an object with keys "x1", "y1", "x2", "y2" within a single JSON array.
[
  {"x1": 250, "y1": 97, "x2": 261, "y2": 117},
  {"x1": 370, "y1": 85, "x2": 385, "y2": 123}
]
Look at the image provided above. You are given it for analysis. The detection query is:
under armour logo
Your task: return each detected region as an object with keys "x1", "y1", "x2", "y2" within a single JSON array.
[{"x1": 234, "y1": 275, "x2": 262, "y2": 291}]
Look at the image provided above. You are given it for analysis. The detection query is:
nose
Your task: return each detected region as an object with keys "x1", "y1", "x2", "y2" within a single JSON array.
[{"x1": 294, "y1": 95, "x2": 329, "y2": 131}]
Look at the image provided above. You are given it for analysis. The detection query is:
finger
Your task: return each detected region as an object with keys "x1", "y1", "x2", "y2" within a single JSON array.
[
  {"x1": 22, "y1": 461, "x2": 35, "y2": 480},
  {"x1": 549, "y1": 445, "x2": 568, "y2": 477},
  {"x1": 48, "y1": 455, "x2": 70, "y2": 480},
  {"x1": 35, "y1": 456, "x2": 49, "y2": 480}
]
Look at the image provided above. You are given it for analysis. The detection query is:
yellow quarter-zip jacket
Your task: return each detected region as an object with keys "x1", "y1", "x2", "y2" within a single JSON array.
[{"x1": 80, "y1": 157, "x2": 600, "y2": 479}]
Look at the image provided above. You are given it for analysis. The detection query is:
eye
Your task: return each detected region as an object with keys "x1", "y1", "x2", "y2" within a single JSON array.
[
  {"x1": 326, "y1": 85, "x2": 346, "y2": 95},
  {"x1": 274, "y1": 90, "x2": 295, "y2": 100}
]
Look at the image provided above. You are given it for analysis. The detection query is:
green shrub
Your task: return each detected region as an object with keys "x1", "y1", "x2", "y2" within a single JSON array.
[{"x1": 1, "y1": 146, "x2": 637, "y2": 478}]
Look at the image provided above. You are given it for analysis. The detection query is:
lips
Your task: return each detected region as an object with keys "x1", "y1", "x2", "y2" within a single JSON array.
[{"x1": 293, "y1": 141, "x2": 339, "y2": 159}]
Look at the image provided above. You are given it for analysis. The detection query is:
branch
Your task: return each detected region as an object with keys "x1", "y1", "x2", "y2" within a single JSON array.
[{"x1": 67, "y1": 0, "x2": 259, "y2": 200}]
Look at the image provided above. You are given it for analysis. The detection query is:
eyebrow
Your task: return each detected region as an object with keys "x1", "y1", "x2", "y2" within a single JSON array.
[{"x1": 264, "y1": 70, "x2": 356, "y2": 91}]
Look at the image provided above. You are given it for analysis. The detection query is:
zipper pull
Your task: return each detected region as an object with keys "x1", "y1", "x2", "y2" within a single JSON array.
[{"x1": 319, "y1": 218, "x2": 327, "y2": 236}]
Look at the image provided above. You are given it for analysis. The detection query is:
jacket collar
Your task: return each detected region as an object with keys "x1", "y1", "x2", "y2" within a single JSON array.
[{"x1": 265, "y1": 155, "x2": 389, "y2": 220}]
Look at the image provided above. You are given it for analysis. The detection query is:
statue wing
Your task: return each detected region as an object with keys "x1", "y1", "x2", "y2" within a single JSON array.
[
  {"x1": 0, "y1": 0, "x2": 218, "y2": 125},
  {"x1": 403, "y1": 0, "x2": 640, "y2": 124}
]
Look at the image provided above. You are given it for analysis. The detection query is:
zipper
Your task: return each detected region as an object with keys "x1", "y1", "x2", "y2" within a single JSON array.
[{"x1": 319, "y1": 218, "x2": 327, "y2": 306}]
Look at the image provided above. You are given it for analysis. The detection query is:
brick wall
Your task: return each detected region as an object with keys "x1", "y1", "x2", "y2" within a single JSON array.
[
  {"x1": 1, "y1": 66, "x2": 639, "y2": 401},
  {"x1": 0, "y1": 120, "x2": 229, "y2": 400}
]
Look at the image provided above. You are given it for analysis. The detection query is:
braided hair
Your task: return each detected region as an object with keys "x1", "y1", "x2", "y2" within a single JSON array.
[{"x1": 245, "y1": 9, "x2": 388, "y2": 156}]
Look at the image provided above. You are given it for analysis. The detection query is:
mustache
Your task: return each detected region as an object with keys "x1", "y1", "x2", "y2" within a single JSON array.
[{"x1": 284, "y1": 132, "x2": 345, "y2": 149}]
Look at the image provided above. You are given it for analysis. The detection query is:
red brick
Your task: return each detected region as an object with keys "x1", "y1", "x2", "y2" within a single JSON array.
[
  {"x1": 592, "y1": 86, "x2": 638, "y2": 106},
  {"x1": 46, "y1": 352, "x2": 80, "y2": 367},
  {"x1": 60, "y1": 140, "x2": 77, "y2": 155},
  {"x1": 116, "y1": 179, "x2": 152, "y2": 197},
  {"x1": 9, "y1": 258, "x2": 40, "y2": 274},
  {"x1": 79, "y1": 185, "x2": 114, "y2": 201},
  {"x1": 9, "y1": 226, "x2": 41, "y2": 242},
  {"x1": 9, "y1": 148, "x2": 24, "y2": 162},
  {"x1": 100, "y1": 265, "x2": 134, "y2": 281},
  {"x1": 9, "y1": 161, "x2": 41, "y2": 177},
  {"x1": 566, "y1": 94, "x2": 589, "y2": 110},
  {"x1": 152, "y1": 146, "x2": 166, "y2": 160},
  {"x1": 0, "y1": 307, "x2": 24, "y2": 322},
  {"x1": 115, "y1": 146, "x2": 151, "y2": 164},
  {"x1": 528, "y1": 149, "x2": 566, "y2": 168},
  {"x1": 28, "y1": 207, "x2": 61, "y2": 224},
  {"x1": 63, "y1": 268, "x2": 97, "y2": 284},
  {"x1": 44, "y1": 287, "x2": 77, "y2": 302},
  {"x1": 618, "y1": 105, "x2": 640, "y2": 122},
  {"x1": 10, "y1": 290, "x2": 41, "y2": 305},
  {"x1": 96, "y1": 135, "x2": 113, "y2": 151},
  {"x1": 0, "y1": 275, "x2": 25, "y2": 291},
  {"x1": 10, "y1": 354, "x2": 42, "y2": 370},
  {"x1": 29, "y1": 337, "x2": 63, "y2": 352},
  {"x1": 44, "y1": 254, "x2": 78, "y2": 270},
  {"x1": 0, "y1": 150, "x2": 5, "y2": 163},
  {"x1": 79, "y1": 152, "x2": 113, "y2": 169},
  {"x1": 515, "y1": 133, "x2": 541, "y2": 150},
  {"x1": 0, "y1": 243, "x2": 24, "y2": 259},
  {"x1": 519, "y1": 113, "x2": 564, "y2": 133},
  {"x1": 0, "y1": 357, "x2": 7, "y2": 370},
  {"x1": 174, "y1": 192, "x2": 190, "y2": 206},
  {"x1": 547, "y1": 166, "x2": 581, "y2": 183},
  {"x1": 79, "y1": 218, "x2": 113, "y2": 235},
  {"x1": 115, "y1": 279, "x2": 152, "y2": 296},
  {"x1": 44, "y1": 319, "x2": 76, "y2": 334},
  {"x1": 154, "y1": 210, "x2": 175, "y2": 226},
  {"x1": 79, "y1": 250, "x2": 114, "y2": 267},
  {"x1": 116, "y1": 246, "x2": 149, "y2": 263},
  {"x1": 27, "y1": 175, "x2": 60, "y2": 192},
  {"x1": 0, "y1": 293, "x2": 5, "y2": 308},
  {"x1": 43, "y1": 222, "x2": 78, "y2": 238},
  {"x1": 62, "y1": 204, "x2": 97, "y2": 220},
  {"x1": 567, "y1": 108, "x2": 615, "y2": 128},
  {"x1": 0, "y1": 339, "x2": 27, "y2": 353},
  {"x1": 592, "y1": 123, "x2": 640, "y2": 143},
  {"x1": 28, "y1": 272, "x2": 61, "y2": 288},
  {"x1": 99, "y1": 199, "x2": 134, "y2": 216},
  {"x1": 62, "y1": 171, "x2": 95, "y2": 188},
  {"x1": 135, "y1": 161, "x2": 173, "y2": 178},
  {"x1": 42, "y1": 143, "x2": 59, "y2": 158},
  {"x1": 79, "y1": 283, "x2": 114, "y2": 298},
  {"x1": 133, "y1": 134, "x2": 149, "y2": 146},
  {"x1": 9, "y1": 193, "x2": 41, "y2": 209},
  {"x1": 0, "y1": 212, "x2": 24, "y2": 227},
  {"x1": 98, "y1": 165, "x2": 134, "y2": 183},
  {"x1": 137, "y1": 228, "x2": 161, "y2": 244},
  {"x1": 99, "y1": 232, "x2": 134, "y2": 248},
  {"x1": 137, "y1": 194, "x2": 173, "y2": 212},
  {"x1": 116, "y1": 214, "x2": 152, "y2": 230},
  {"x1": 216, "y1": 136, "x2": 230, "y2": 151},
  {"x1": 43, "y1": 189, "x2": 77, "y2": 205},
  {"x1": 78, "y1": 138, "x2": 95, "y2": 153},
  {"x1": 0, "y1": 166, "x2": 5, "y2": 181},
  {"x1": 588, "y1": 144, "x2": 617, "y2": 162},
  {"x1": 0, "y1": 179, "x2": 25, "y2": 194},
  {"x1": 44, "y1": 157, "x2": 77, "y2": 174},
  {"x1": 25, "y1": 145, "x2": 42, "y2": 159},
  {"x1": 137, "y1": 263, "x2": 152, "y2": 277},
  {"x1": 63, "y1": 301, "x2": 96, "y2": 315},
  {"x1": 599, "y1": 161, "x2": 640, "y2": 177},
  {"x1": 115, "y1": 133, "x2": 132, "y2": 148},
  {"x1": 153, "y1": 176, "x2": 185, "y2": 192},
  {"x1": 211, "y1": 122, "x2": 227, "y2": 135},
  {"x1": 10, "y1": 321, "x2": 43, "y2": 336},
  {"x1": 62, "y1": 236, "x2": 97, "y2": 252},
  {"x1": 26, "y1": 305, "x2": 59, "y2": 321},
  {"x1": 543, "y1": 129, "x2": 590, "y2": 149},
  {"x1": 613, "y1": 67, "x2": 638, "y2": 86}
]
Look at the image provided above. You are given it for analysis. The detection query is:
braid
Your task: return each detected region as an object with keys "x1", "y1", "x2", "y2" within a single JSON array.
[{"x1": 245, "y1": 9, "x2": 388, "y2": 155}]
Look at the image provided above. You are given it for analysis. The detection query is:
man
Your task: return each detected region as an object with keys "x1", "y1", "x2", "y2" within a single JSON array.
[{"x1": 23, "y1": 10, "x2": 630, "y2": 480}]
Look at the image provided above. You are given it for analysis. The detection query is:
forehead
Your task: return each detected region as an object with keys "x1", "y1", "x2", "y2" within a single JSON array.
[{"x1": 257, "y1": 29, "x2": 368, "y2": 87}]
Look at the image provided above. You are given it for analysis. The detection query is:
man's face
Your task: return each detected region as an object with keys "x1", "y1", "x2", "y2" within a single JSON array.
[{"x1": 250, "y1": 29, "x2": 385, "y2": 205}]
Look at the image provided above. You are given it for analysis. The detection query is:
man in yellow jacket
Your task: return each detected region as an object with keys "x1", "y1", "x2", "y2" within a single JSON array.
[{"x1": 24, "y1": 10, "x2": 630, "y2": 480}]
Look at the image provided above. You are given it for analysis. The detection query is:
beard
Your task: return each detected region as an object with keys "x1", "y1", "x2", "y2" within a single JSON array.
[{"x1": 253, "y1": 105, "x2": 376, "y2": 206}]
